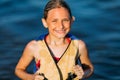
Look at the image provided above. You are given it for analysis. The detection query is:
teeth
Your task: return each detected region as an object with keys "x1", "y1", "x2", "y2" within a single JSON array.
[{"x1": 55, "y1": 30, "x2": 65, "y2": 33}]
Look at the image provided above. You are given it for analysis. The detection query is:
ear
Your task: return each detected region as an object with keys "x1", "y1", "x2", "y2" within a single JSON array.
[
  {"x1": 41, "y1": 18, "x2": 48, "y2": 28},
  {"x1": 70, "y1": 16, "x2": 75, "y2": 24},
  {"x1": 72, "y1": 16, "x2": 75, "y2": 22}
]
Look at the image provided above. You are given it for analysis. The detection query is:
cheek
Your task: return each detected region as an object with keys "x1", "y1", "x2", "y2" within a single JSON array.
[
  {"x1": 47, "y1": 22, "x2": 55, "y2": 28},
  {"x1": 64, "y1": 23, "x2": 71, "y2": 28},
  {"x1": 47, "y1": 24, "x2": 56, "y2": 31}
]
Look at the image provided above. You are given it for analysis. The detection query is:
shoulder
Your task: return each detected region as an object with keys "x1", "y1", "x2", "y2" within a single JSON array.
[
  {"x1": 78, "y1": 40, "x2": 86, "y2": 48},
  {"x1": 26, "y1": 40, "x2": 38, "y2": 49},
  {"x1": 67, "y1": 33, "x2": 87, "y2": 49},
  {"x1": 78, "y1": 40, "x2": 87, "y2": 52},
  {"x1": 77, "y1": 40, "x2": 88, "y2": 56},
  {"x1": 25, "y1": 40, "x2": 39, "y2": 53},
  {"x1": 25, "y1": 33, "x2": 47, "y2": 50},
  {"x1": 25, "y1": 33, "x2": 48, "y2": 51},
  {"x1": 22, "y1": 39, "x2": 46, "y2": 58},
  {"x1": 67, "y1": 34, "x2": 85, "y2": 47}
]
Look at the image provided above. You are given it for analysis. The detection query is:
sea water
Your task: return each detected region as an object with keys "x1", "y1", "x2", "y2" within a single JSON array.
[{"x1": 0, "y1": 0, "x2": 120, "y2": 80}]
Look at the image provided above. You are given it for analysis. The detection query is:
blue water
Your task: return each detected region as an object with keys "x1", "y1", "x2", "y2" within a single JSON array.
[{"x1": 0, "y1": 0, "x2": 120, "y2": 80}]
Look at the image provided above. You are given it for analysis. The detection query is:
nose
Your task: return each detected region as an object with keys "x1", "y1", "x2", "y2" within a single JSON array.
[{"x1": 58, "y1": 21, "x2": 64, "y2": 29}]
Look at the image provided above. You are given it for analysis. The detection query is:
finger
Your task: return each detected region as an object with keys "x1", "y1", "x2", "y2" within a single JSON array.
[
  {"x1": 35, "y1": 75, "x2": 44, "y2": 80},
  {"x1": 73, "y1": 65, "x2": 84, "y2": 79},
  {"x1": 74, "y1": 70, "x2": 84, "y2": 79},
  {"x1": 73, "y1": 65, "x2": 83, "y2": 72}
]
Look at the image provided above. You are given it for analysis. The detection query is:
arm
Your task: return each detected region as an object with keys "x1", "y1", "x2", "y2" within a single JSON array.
[
  {"x1": 15, "y1": 40, "x2": 37, "y2": 80},
  {"x1": 73, "y1": 40, "x2": 94, "y2": 79},
  {"x1": 79, "y1": 40, "x2": 94, "y2": 78}
]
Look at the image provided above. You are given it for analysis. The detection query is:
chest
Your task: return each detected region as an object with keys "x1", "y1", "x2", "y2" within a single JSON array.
[{"x1": 48, "y1": 44, "x2": 69, "y2": 58}]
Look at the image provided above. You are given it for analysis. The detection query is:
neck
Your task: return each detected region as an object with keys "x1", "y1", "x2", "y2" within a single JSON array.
[{"x1": 46, "y1": 35, "x2": 67, "y2": 46}]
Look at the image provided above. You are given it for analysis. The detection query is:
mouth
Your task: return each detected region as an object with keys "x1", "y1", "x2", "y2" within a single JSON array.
[{"x1": 55, "y1": 30, "x2": 66, "y2": 34}]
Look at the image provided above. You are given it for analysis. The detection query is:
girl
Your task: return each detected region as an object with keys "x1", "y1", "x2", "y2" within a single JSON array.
[{"x1": 15, "y1": 0, "x2": 94, "y2": 80}]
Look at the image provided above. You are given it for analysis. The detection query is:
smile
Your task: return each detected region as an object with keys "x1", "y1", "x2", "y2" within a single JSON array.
[{"x1": 55, "y1": 30, "x2": 66, "y2": 34}]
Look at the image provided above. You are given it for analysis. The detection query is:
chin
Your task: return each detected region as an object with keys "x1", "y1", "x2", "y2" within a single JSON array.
[
  {"x1": 56, "y1": 34, "x2": 67, "y2": 38},
  {"x1": 52, "y1": 31, "x2": 69, "y2": 38}
]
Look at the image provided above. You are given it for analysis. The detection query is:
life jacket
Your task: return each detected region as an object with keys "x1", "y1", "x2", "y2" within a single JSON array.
[{"x1": 34, "y1": 34, "x2": 80, "y2": 80}]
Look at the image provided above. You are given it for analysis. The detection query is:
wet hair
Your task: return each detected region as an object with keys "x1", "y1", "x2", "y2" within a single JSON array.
[{"x1": 43, "y1": 0, "x2": 72, "y2": 19}]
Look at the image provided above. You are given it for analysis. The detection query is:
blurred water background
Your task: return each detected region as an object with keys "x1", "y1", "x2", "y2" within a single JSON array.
[{"x1": 0, "y1": 0, "x2": 120, "y2": 80}]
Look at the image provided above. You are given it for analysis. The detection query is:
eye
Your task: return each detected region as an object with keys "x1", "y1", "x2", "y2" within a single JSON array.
[
  {"x1": 63, "y1": 19, "x2": 70, "y2": 22},
  {"x1": 52, "y1": 19, "x2": 57, "y2": 22}
]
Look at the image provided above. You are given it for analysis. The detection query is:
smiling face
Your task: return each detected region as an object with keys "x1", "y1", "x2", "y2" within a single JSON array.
[{"x1": 42, "y1": 7, "x2": 73, "y2": 39}]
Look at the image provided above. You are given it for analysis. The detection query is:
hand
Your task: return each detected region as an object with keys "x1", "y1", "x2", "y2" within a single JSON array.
[
  {"x1": 73, "y1": 65, "x2": 84, "y2": 79},
  {"x1": 34, "y1": 74, "x2": 44, "y2": 80}
]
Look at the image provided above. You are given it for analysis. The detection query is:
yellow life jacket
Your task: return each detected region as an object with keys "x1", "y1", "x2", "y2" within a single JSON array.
[{"x1": 34, "y1": 35, "x2": 80, "y2": 80}]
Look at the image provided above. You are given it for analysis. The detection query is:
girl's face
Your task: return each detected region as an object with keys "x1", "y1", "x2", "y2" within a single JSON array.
[{"x1": 42, "y1": 7, "x2": 73, "y2": 39}]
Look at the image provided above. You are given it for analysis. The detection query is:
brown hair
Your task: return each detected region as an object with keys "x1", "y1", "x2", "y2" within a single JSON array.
[{"x1": 43, "y1": 0, "x2": 72, "y2": 19}]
